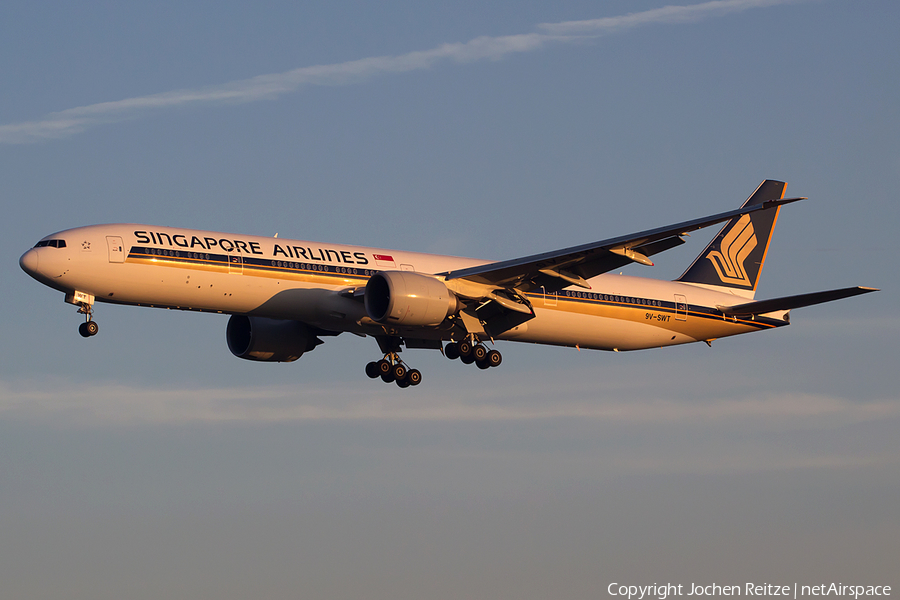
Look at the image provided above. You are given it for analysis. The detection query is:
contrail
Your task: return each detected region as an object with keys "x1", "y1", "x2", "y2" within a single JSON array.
[{"x1": 0, "y1": 0, "x2": 804, "y2": 144}]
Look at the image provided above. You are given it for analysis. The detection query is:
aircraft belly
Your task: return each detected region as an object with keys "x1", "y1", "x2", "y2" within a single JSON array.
[
  {"x1": 498, "y1": 301, "x2": 771, "y2": 351},
  {"x1": 501, "y1": 307, "x2": 693, "y2": 351}
]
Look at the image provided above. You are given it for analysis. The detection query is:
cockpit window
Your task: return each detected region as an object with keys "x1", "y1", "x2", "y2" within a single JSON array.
[{"x1": 34, "y1": 239, "x2": 67, "y2": 248}]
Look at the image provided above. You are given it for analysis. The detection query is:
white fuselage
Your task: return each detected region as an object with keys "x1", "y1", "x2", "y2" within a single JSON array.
[{"x1": 20, "y1": 224, "x2": 788, "y2": 353}]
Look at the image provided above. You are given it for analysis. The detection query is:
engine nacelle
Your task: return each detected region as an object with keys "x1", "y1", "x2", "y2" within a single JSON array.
[
  {"x1": 365, "y1": 271, "x2": 461, "y2": 326},
  {"x1": 226, "y1": 315, "x2": 320, "y2": 362}
]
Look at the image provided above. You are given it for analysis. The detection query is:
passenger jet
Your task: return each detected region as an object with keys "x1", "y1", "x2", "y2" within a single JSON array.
[{"x1": 20, "y1": 180, "x2": 876, "y2": 388}]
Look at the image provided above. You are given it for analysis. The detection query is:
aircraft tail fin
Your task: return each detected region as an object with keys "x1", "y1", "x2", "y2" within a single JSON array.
[{"x1": 676, "y1": 180, "x2": 787, "y2": 297}]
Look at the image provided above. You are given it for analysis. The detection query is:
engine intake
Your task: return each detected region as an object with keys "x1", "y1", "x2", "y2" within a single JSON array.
[
  {"x1": 365, "y1": 271, "x2": 461, "y2": 326},
  {"x1": 226, "y1": 315, "x2": 321, "y2": 362}
]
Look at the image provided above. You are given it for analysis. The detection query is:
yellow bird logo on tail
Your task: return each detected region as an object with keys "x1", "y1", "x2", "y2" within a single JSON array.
[{"x1": 705, "y1": 214, "x2": 757, "y2": 287}]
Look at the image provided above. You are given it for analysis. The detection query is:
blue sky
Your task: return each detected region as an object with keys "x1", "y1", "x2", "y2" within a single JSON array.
[{"x1": 2, "y1": 1, "x2": 898, "y2": 598}]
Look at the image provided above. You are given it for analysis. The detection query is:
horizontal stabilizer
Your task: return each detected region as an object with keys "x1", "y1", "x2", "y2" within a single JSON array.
[{"x1": 719, "y1": 286, "x2": 878, "y2": 316}]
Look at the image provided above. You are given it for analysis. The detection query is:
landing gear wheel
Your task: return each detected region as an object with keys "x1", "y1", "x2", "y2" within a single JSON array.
[
  {"x1": 486, "y1": 349, "x2": 502, "y2": 368},
  {"x1": 458, "y1": 340, "x2": 473, "y2": 358},
  {"x1": 406, "y1": 369, "x2": 422, "y2": 386},
  {"x1": 460, "y1": 353, "x2": 475, "y2": 365},
  {"x1": 392, "y1": 364, "x2": 407, "y2": 382},
  {"x1": 444, "y1": 342, "x2": 460, "y2": 360},
  {"x1": 476, "y1": 359, "x2": 490, "y2": 370},
  {"x1": 378, "y1": 359, "x2": 395, "y2": 383},
  {"x1": 472, "y1": 345, "x2": 487, "y2": 362},
  {"x1": 365, "y1": 361, "x2": 381, "y2": 379},
  {"x1": 396, "y1": 378, "x2": 410, "y2": 388},
  {"x1": 79, "y1": 321, "x2": 99, "y2": 337}
]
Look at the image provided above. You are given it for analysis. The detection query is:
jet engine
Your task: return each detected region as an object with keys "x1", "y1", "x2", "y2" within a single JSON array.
[
  {"x1": 226, "y1": 315, "x2": 321, "y2": 362},
  {"x1": 365, "y1": 271, "x2": 461, "y2": 326}
]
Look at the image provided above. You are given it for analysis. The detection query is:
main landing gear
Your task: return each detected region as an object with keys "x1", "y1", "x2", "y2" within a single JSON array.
[
  {"x1": 77, "y1": 303, "x2": 99, "y2": 338},
  {"x1": 364, "y1": 336, "x2": 501, "y2": 388},
  {"x1": 365, "y1": 353, "x2": 423, "y2": 388},
  {"x1": 444, "y1": 340, "x2": 502, "y2": 370}
]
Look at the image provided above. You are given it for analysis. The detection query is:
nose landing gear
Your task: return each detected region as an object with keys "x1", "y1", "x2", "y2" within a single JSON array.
[
  {"x1": 66, "y1": 292, "x2": 99, "y2": 338},
  {"x1": 76, "y1": 303, "x2": 99, "y2": 338}
]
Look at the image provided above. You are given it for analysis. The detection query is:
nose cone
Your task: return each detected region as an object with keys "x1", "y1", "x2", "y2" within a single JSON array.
[{"x1": 19, "y1": 248, "x2": 39, "y2": 278}]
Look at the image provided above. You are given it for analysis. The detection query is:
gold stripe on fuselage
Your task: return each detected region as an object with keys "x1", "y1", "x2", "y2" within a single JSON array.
[{"x1": 529, "y1": 292, "x2": 778, "y2": 341}]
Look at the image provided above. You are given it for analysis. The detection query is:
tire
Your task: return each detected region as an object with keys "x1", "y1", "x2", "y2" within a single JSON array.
[
  {"x1": 460, "y1": 354, "x2": 475, "y2": 365},
  {"x1": 396, "y1": 379, "x2": 410, "y2": 388},
  {"x1": 476, "y1": 359, "x2": 490, "y2": 370},
  {"x1": 486, "y1": 349, "x2": 502, "y2": 368},
  {"x1": 392, "y1": 364, "x2": 407, "y2": 382},
  {"x1": 78, "y1": 322, "x2": 91, "y2": 338},
  {"x1": 377, "y1": 359, "x2": 392, "y2": 376},
  {"x1": 472, "y1": 345, "x2": 487, "y2": 362},
  {"x1": 444, "y1": 342, "x2": 460, "y2": 360},
  {"x1": 407, "y1": 369, "x2": 422, "y2": 386},
  {"x1": 365, "y1": 361, "x2": 380, "y2": 379},
  {"x1": 458, "y1": 340, "x2": 473, "y2": 358}
]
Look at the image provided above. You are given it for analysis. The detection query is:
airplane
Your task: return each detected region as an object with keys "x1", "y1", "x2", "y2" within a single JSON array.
[{"x1": 19, "y1": 180, "x2": 876, "y2": 388}]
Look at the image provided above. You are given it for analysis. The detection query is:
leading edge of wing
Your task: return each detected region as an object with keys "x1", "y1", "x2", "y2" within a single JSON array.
[{"x1": 443, "y1": 196, "x2": 805, "y2": 288}]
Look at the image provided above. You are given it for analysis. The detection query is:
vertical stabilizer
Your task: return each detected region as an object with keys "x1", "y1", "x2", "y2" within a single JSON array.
[{"x1": 676, "y1": 180, "x2": 786, "y2": 297}]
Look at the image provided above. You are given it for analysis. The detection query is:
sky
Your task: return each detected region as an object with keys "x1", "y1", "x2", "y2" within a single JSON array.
[{"x1": 1, "y1": 0, "x2": 898, "y2": 598}]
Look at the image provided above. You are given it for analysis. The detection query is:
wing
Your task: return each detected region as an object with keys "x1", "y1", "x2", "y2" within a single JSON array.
[{"x1": 443, "y1": 196, "x2": 804, "y2": 294}]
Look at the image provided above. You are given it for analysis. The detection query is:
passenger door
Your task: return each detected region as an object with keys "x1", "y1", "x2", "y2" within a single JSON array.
[
  {"x1": 674, "y1": 294, "x2": 688, "y2": 321},
  {"x1": 106, "y1": 236, "x2": 125, "y2": 263}
]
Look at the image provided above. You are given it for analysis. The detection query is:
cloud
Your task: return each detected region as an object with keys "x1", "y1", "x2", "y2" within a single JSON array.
[
  {"x1": 4, "y1": 370, "x2": 897, "y2": 476},
  {"x1": 0, "y1": 0, "x2": 806, "y2": 144},
  {"x1": 1, "y1": 376, "x2": 895, "y2": 427}
]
